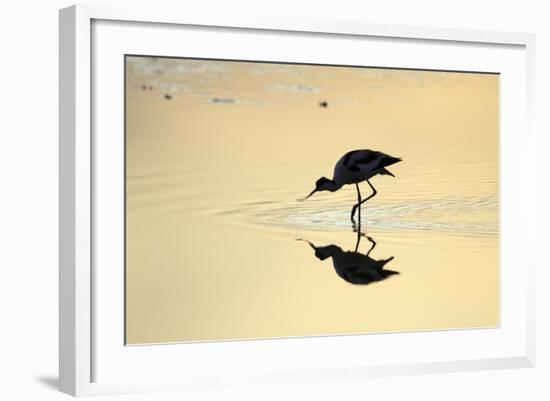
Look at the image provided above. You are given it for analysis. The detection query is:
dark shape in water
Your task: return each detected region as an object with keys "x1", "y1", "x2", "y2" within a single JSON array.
[
  {"x1": 297, "y1": 149, "x2": 402, "y2": 223},
  {"x1": 211, "y1": 97, "x2": 236, "y2": 104},
  {"x1": 164, "y1": 94, "x2": 172, "y2": 100},
  {"x1": 319, "y1": 101, "x2": 328, "y2": 107},
  {"x1": 297, "y1": 230, "x2": 398, "y2": 285}
]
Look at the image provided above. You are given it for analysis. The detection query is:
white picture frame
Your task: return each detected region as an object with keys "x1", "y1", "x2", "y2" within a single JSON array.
[{"x1": 59, "y1": 4, "x2": 536, "y2": 397}]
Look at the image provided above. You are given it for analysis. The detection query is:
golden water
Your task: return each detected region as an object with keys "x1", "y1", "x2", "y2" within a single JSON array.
[{"x1": 125, "y1": 57, "x2": 499, "y2": 344}]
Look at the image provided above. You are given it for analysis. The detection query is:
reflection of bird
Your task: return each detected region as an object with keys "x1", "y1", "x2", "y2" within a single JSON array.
[
  {"x1": 298, "y1": 149, "x2": 401, "y2": 222},
  {"x1": 164, "y1": 94, "x2": 172, "y2": 100},
  {"x1": 297, "y1": 233, "x2": 398, "y2": 285}
]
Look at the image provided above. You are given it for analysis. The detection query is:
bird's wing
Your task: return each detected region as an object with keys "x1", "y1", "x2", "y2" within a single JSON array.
[{"x1": 342, "y1": 150, "x2": 384, "y2": 172}]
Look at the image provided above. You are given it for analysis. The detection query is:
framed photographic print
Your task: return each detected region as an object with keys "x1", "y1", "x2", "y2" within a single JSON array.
[{"x1": 59, "y1": 4, "x2": 536, "y2": 397}]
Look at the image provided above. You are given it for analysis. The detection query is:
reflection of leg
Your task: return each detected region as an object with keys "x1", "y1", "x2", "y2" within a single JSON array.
[
  {"x1": 354, "y1": 227, "x2": 361, "y2": 253},
  {"x1": 365, "y1": 236, "x2": 376, "y2": 257},
  {"x1": 350, "y1": 183, "x2": 362, "y2": 223}
]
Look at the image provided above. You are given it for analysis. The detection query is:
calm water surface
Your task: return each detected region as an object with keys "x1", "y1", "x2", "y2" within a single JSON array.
[{"x1": 125, "y1": 57, "x2": 499, "y2": 344}]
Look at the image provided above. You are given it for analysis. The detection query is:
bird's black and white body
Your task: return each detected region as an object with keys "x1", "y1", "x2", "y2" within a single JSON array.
[
  {"x1": 298, "y1": 235, "x2": 398, "y2": 285},
  {"x1": 299, "y1": 149, "x2": 402, "y2": 222},
  {"x1": 333, "y1": 149, "x2": 400, "y2": 186}
]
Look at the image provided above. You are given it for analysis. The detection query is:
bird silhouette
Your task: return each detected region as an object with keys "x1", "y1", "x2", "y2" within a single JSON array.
[
  {"x1": 298, "y1": 149, "x2": 401, "y2": 222},
  {"x1": 297, "y1": 232, "x2": 398, "y2": 285}
]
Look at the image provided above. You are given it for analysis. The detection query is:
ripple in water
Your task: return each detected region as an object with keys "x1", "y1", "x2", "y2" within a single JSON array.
[
  {"x1": 231, "y1": 196, "x2": 498, "y2": 238},
  {"x1": 126, "y1": 169, "x2": 498, "y2": 238}
]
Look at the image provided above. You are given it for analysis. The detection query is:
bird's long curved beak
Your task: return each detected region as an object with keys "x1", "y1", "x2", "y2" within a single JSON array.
[{"x1": 297, "y1": 188, "x2": 317, "y2": 202}]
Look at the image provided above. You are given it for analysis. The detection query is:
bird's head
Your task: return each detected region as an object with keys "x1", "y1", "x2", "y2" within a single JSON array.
[{"x1": 297, "y1": 177, "x2": 338, "y2": 201}]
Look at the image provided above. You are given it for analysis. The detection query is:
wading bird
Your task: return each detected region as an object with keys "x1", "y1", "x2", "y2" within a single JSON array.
[
  {"x1": 298, "y1": 149, "x2": 401, "y2": 222},
  {"x1": 297, "y1": 233, "x2": 398, "y2": 285}
]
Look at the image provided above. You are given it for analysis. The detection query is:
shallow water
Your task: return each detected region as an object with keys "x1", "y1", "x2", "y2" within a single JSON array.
[{"x1": 125, "y1": 57, "x2": 499, "y2": 344}]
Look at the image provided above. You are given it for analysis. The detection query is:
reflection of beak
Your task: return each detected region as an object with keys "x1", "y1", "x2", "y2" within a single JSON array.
[
  {"x1": 296, "y1": 238, "x2": 317, "y2": 250},
  {"x1": 297, "y1": 188, "x2": 317, "y2": 202}
]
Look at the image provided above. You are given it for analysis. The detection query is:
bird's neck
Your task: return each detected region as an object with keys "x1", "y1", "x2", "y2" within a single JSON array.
[{"x1": 325, "y1": 180, "x2": 342, "y2": 192}]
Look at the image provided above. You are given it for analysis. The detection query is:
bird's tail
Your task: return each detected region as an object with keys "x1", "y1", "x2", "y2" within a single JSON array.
[
  {"x1": 379, "y1": 168, "x2": 395, "y2": 177},
  {"x1": 384, "y1": 156, "x2": 402, "y2": 167},
  {"x1": 378, "y1": 156, "x2": 401, "y2": 177}
]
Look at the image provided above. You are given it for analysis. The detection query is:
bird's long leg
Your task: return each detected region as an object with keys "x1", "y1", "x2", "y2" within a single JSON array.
[
  {"x1": 358, "y1": 179, "x2": 377, "y2": 206},
  {"x1": 351, "y1": 183, "x2": 362, "y2": 224},
  {"x1": 351, "y1": 180, "x2": 377, "y2": 223}
]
